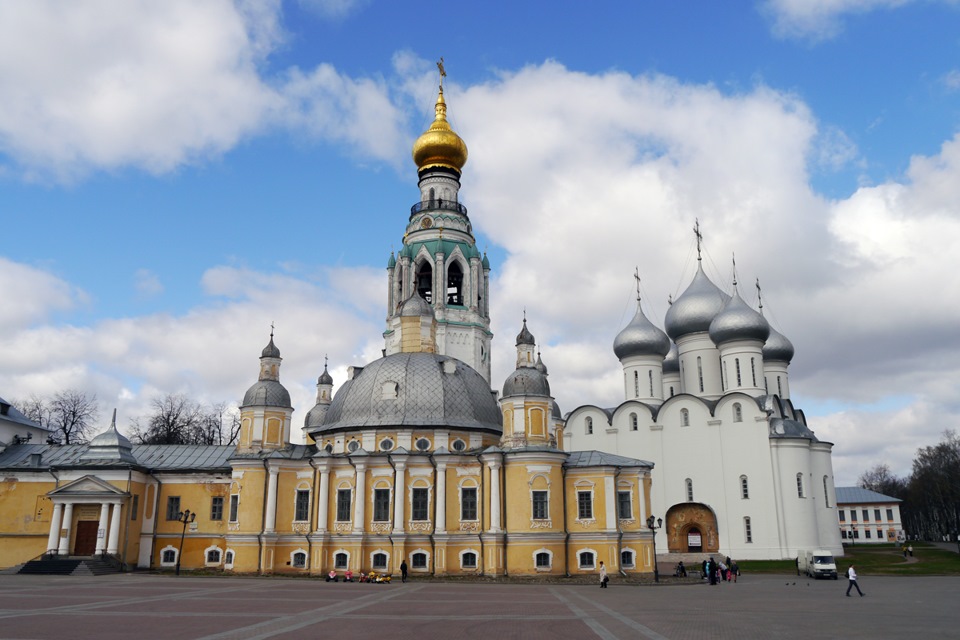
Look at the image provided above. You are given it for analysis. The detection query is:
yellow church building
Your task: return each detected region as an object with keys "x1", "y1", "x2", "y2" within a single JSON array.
[{"x1": 0, "y1": 77, "x2": 657, "y2": 579}]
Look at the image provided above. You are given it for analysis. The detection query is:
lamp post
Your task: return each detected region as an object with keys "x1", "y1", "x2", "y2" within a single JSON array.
[
  {"x1": 646, "y1": 515, "x2": 663, "y2": 583},
  {"x1": 175, "y1": 509, "x2": 196, "y2": 576},
  {"x1": 849, "y1": 525, "x2": 855, "y2": 547}
]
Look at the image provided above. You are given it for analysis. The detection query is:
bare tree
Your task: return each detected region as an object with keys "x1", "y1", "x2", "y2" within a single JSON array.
[
  {"x1": 14, "y1": 390, "x2": 99, "y2": 444},
  {"x1": 132, "y1": 395, "x2": 240, "y2": 445},
  {"x1": 857, "y1": 463, "x2": 905, "y2": 498},
  {"x1": 13, "y1": 394, "x2": 51, "y2": 428}
]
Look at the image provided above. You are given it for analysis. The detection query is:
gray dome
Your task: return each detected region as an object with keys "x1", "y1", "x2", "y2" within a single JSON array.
[
  {"x1": 81, "y1": 410, "x2": 137, "y2": 464},
  {"x1": 242, "y1": 379, "x2": 292, "y2": 408},
  {"x1": 503, "y1": 367, "x2": 551, "y2": 398},
  {"x1": 763, "y1": 326, "x2": 795, "y2": 362},
  {"x1": 663, "y1": 343, "x2": 680, "y2": 374},
  {"x1": 708, "y1": 289, "x2": 770, "y2": 345},
  {"x1": 535, "y1": 353, "x2": 548, "y2": 374},
  {"x1": 614, "y1": 303, "x2": 670, "y2": 360},
  {"x1": 552, "y1": 399, "x2": 563, "y2": 419},
  {"x1": 318, "y1": 352, "x2": 501, "y2": 434},
  {"x1": 304, "y1": 403, "x2": 329, "y2": 429},
  {"x1": 261, "y1": 336, "x2": 281, "y2": 358},
  {"x1": 401, "y1": 294, "x2": 434, "y2": 317},
  {"x1": 516, "y1": 319, "x2": 535, "y2": 346},
  {"x1": 770, "y1": 417, "x2": 817, "y2": 440},
  {"x1": 318, "y1": 364, "x2": 333, "y2": 386},
  {"x1": 664, "y1": 265, "x2": 729, "y2": 340}
]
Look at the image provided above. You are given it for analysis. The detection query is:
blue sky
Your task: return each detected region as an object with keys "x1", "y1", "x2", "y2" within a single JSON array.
[{"x1": 3, "y1": 0, "x2": 960, "y2": 485}]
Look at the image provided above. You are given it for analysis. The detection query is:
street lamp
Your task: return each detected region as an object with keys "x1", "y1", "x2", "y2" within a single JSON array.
[
  {"x1": 849, "y1": 525, "x2": 855, "y2": 547},
  {"x1": 175, "y1": 509, "x2": 196, "y2": 576},
  {"x1": 646, "y1": 515, "x2": 663, "y2": 583}
]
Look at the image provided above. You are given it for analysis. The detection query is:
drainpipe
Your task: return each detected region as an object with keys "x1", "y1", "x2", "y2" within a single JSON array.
[
  {"x1": 614, "y1": 466, "x2": 627, "y2": 578},
  {"x1": 562, "y1": 465, "x2": 570, "y2": 577}
]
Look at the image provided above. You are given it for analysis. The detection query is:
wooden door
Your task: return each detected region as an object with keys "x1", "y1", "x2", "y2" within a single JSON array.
[{"x1": 74, "y1": 520, "x2": 99, "y2": 555}]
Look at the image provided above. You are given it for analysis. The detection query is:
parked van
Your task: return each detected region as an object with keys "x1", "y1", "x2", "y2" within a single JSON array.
[{"x1": 798, "y1": 550, "x2": 838, "y2": 579}]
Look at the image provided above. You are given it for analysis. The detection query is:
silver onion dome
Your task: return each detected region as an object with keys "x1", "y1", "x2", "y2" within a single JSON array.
[
  {"x1": 242, "y1": 380, "x2": 292, "y2": 408},
  {"x1": 516, "y1": 319, "x2": 535, "y2": 346},
  {"x1": 261, "y1": 335, "x2": 281, "y2": 358},
  {"x1": 664, "y1": 265, "x2": 729, "y2": 340},
  {"x1": 662, "y1": 343, "x2": 680, "y2": 374},
  {"x1": 708, "y1": 289, "x2": 770, "y2": 345},
  {"x1": 613, "y1": 303, "x2": 670, "y2": 360},
  {"x1": 304, "y1": 403, "x2": 329, "y2": 429},
  {"x1": 763, "y1": 326, "x2": 795, "y2": 363},
  {"x1": 400, "y1": 293, "x2": 434, "y2": 317},
  {"x1": 503, "y1": 366, "x2": 551, "y2": 398},
  {"x1": 318, "y1": 364, "x2": 333, "y2": 386}
]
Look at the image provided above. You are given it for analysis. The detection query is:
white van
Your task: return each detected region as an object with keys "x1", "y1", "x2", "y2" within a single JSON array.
[{"x1": 798, "y1": 550, "x2": 838, "y2": 579}]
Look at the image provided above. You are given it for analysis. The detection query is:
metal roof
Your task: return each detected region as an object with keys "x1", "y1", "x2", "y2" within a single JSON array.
[
  {"x1": 564, "y1": 450, "x2": 654, "y2": 469},
  {"x1": 0, "y1": 443, "x2": 237, "y2": 471},
  {"x1": 835, "y1": 486, "x2": 902, "y2": 504}
]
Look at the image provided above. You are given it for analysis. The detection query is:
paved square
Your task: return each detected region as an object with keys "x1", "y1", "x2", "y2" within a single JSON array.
[{"x1": 0, "y1": 573, "x2": 955, "y2": 639}]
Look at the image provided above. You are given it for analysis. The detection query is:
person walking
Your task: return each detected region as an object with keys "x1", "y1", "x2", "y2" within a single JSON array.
[
  {"x1": 599, "y1": 560, "x2": 608, "y2": 588},
  {"x1": 846, "y1": 565, "x2": 864, "y2": 597},
  {"x1": 400, "y1": 560, "x2": 408, "y2": 583}
]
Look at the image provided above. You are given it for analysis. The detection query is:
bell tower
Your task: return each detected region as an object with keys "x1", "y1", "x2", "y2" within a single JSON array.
[{"x1": 385, "y1": 60, "x2": 492, "y2": 382}]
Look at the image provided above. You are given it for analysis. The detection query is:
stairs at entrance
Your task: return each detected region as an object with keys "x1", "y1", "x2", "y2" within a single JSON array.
[{"x1": 16, "y1": 556, "x2": 122, "y2": 576}]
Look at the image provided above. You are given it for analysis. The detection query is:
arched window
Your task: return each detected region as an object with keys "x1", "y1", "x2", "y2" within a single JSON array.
[
  {"x1": 224, "y1": 550, "x2": 234, "y2": 567},
  {"x1": 416, "y1": 261, "x2": 433, "y2": 303},
  {"x1": 578, "y1": 551, "x2": 595, "y2": 569},
  {"x1": 722, "y1": 360, "x2": 727, "y2": 391},
  {"x1": 697, "y1": 356, "x2": 704, "y2": 393},
  {"x1": 669, "y1": 386, "x2": 675, "y2": 398},
  {"x1": 372, "y1": 552, "x2": 388, "y2": 569},
  {"x1": 206, "y1": 549, "x2": 221, "y2": 564},
  {"x1": 461, "y1": 551, "x2": 478, "y2": 569},
  {"x1": 751, "y1": 357, "x2": 757, "y2": 386},
  {"x1": 412, "y1": 552, "x2": 428, "y2": 569},
  {"x1": 823, "y1": 476, "x2": 831, "y2": 507},
  {"x1": 634, "y1": 371, "x2": 639, "y2": 397},
  {"x1": 585, "y1": 417, "x2": 593, "y2": 435},
  {"x1": 740, "y1": 475, "x2": 749, "y2": 499},
  {"x1": 733, "y1": 402, "x2": 743, "y2": 423},
  {"x1": 777, "y1": 376, "x2": 783, "y2": 397},
  {"x1": 680, "y1": 408, "x2": 689, "y2": 427},
  {"x1": 535, "y1": 551, "x2": 551, "y2": 569},
  {"x1": 292, "y1": 552, "x2": 306, "y2": 568},
  {"x1": 630, "y1": 413, "x2": 638, "y2": 431},
  {"x1": 796, "y1": 473, "x2": 805, "y2": 498},
  {"x1": 446, "y1": 262, "x2": 464, "y2": 305},
  {"x1": 648, "y1": 370, "x2": 654, "y2": 397},
  {"x1": 621, "y1": 550, "x2": 635, "y2": 568},
  {"x1": 685, "y1": 478, "x2": 694, "y2": 502},
  {"x1": 744, "y1": 517, "x2": 753, "y2": 543},
  {"x1": 334, "y1": 552, "x2": 349, "y2": 569},
  {"x1": 161, "y1": 548, "x2": 177, "y2": 565},
  {"x1": 735, "y1": 358, "x2": 742, "y2": 386}
]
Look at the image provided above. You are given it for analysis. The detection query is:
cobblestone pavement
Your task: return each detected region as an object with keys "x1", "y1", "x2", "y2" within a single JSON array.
[{"x1": 0, "y1": 573, "x2": 955, "y2": 639}]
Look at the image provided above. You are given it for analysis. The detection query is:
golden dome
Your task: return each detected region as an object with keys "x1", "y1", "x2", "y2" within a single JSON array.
[{"x1": 412, "y1": 87, "x2": 468, "y2": 173}]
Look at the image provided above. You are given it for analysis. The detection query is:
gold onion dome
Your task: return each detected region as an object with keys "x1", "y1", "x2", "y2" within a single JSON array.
[{"x1": 412, "y1": 87, "x2": 468, "y2": 173}]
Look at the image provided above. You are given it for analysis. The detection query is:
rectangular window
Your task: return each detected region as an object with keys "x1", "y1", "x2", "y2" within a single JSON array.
[
  {"x1": 862, "y1": 509, "x2": 870, "y2": 521},
  {"x1": 617, "y1": 491, "x2": 632, "y2": 519},
  {"x1": 166, "y1": 496, "x2": 181, "y2": 521},
  {"x1": 532, "y1": 490, "x2": 548, "y2": 520},
  {"x1": 294, "y1": 489, "x2": 310, "y2": 522},
  {"x1": 851, "y1": 510, "x2": 858, "y2": 522},
  {"x1": 874, "y1": 509, "x2": 881, "y2": 521},
  {"x1": 373, "y1": 488, "x2": 391, "y2": 522},
  {"x1": 865, "y1": 530, "x2": 872, "y2": 539},
  {"x1": 336, "y1": 489, "x2": 352, "y2": 522},
  {"x1": 839, "y1": 510, "x2": 846, "y2": 522},
  {"x1": 130, "y1": 495, "x2": 139, "y2": 521},
  {"x1": 886, "y1": 508, "x2": 893, "y2": 521},
  {"x1": 744, "y1": 516, "x2": 753, "y2": 543},
  {"x1": 577, "y1": 491, "x2": 593, "y2": 520},
  {"x1": 461, "y1": 487, "x2": 478, "y2": 521},
  {"x1": 211, "y1": 496, "x2": 224, "y2": 521},
  {"x1": 229, "y1": 495, "x2": 239, "y2": 522},
  {"x1": 411, "y1": 488, "x2": 429, "y2": 521}
]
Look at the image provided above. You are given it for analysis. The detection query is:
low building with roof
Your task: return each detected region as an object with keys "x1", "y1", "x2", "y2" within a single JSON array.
[{"x1": 835, "y1": 486, "x2": 904, "y2": 544}]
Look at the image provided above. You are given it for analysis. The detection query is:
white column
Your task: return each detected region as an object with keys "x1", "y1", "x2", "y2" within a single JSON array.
[
  {"x1": 265, "y1": 466, "x2": 279, "y2": 533},
  {"x1": 316, "y1": 467, "x2": 330, "y2": 532},
  {"x1": 46, "y1": 503, "x2": 63, "y2": 554},
  {"x1": 96, "y1": 503, "x2": 110, "y2": 554},
  {"x1": 435, "y1": 463, "x2": 447, "y2": 533},
  {"x1": 488, "y1": 461, "x2": 502, "y2": 532},
  {"x1": 392, "y1": 462, "x2": 406, "y2": 533},
  {"x1": 106, "y1": 502, "x2": 122, "y2": 554},
  {"x1": 604, "y1": 475, "x2": 617, "y2": 531},
  {"x1": 57, "y1": 503, "x2": 74, "y2": 555},
  {"x1": 353, "y1": 463, "x2": 366, "y2": 533}
]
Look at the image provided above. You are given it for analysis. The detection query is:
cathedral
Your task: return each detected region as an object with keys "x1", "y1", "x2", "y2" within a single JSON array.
[{"x1": 0, "y1": 77, "x2": 659, "y2": 577}]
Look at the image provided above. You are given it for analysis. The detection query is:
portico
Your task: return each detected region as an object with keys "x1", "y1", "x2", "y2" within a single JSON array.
[{"x1": 46, "y1": 475, "x2": 129, "y2": 556}]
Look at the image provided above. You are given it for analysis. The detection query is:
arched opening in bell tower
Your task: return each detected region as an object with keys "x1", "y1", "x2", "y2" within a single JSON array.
[
  {"x1": 416, "y1": 262, "x2": 433, "y2": 303},
  {"x1": 447, "y1": 262, "x2": 464, "y2": 306}
]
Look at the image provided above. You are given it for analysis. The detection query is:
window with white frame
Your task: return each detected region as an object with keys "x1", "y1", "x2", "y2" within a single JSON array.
[
  {"x1": 685, "y1": 478, "x2": 694, "y2": 502},
  {"x1": 336, "y1": 488, "x2": 352, "y2": 521},
  {"x1": 211, "y1": 496, "x2": 224, "y2": 521},
  {"x1": 451, "y1": 439, "x2": 466, "y2": 452},
  {"x1": 585, "y1": 417, "x2": 593, "y2": 435},
  {"x1": 292, "y1": 551, "x2": 307, "y2": 568},
  {"x1": 161, "y1": 547, "x2": 177, "y2": 566},
  {"x1": 461, "y1": 486, "x2": 478, "y2": 521},
  {"x1": 411, "y1": 551, "x2": 428, "y2": 569},
  {"x1": 294, "y1": 489, "x2": 310, "y2": 522},
  {"x1": 411, "y1": 487, "x2": 429, "y2": 521},
  {"x1": 578, "y1": 550, "x2": 596, "y2": 569},
  {"x1": 334, "y1": 552, "x2": 349, "y2": 569},
  {"x1": 796, "y1": 473, "x2": 805, "y2": 498},
  {"x1": 373, "y1": 488, "x2": 391, "y2": 522},
  {"x1": 372, "y1": 552, "x2": 388, "y2": 569},
  {"x1": 621, "y1": 549, "x2": 635, "y2": 568},
  {"x1": 680, "y1": 408, "x2": 690, "y2": 427},
  {"x1": 166, "y1": 496, "x2": 180, "y2": 520},
  {"x1": 534, "y1": 550, "x2": 552, "y2": 570},
  {"x1": 415, "y1": 437, "x2": 431, "y2": 451},
  {"x1": 617, "y1": 490, "x2": 632, "y2": 519},
  {"x1": 630, "y1": 413, "x2": 638, "y2": 431},
  {"x1": 733, "y1": 403, "x2": 742, "y2": 423},
  {"x1": 229, "y1": 494, "x2": 239, "y2": 522},
  {"x1": 205, "y1": 547, "x2": 222, "y2": 565},
  {"x1": 460, "y1": 551, "x2": 478, "y2": 569},
  {"x1": 740, "y1": 475, "x2": 749, "y2": 499},
  {"x1": 744, "y1": 516, "x2": 753, "y2": 543},
  {"x1": 577, "y1": 490, "x2": 593, "y2": 519},
  {"x1": 224, "y1": 550, "x2": 234, "y2": 568},
  {"x1": 347, "y1": 440, "x2": 360, "y2": 452},
  {"x1": 532, "y1": 490, "x2": 549, "y2": 520}
]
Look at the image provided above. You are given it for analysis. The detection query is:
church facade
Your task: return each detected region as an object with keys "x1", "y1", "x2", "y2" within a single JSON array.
[{"x1": 0, "y1": 79, "x2": 657, "y2": 578}]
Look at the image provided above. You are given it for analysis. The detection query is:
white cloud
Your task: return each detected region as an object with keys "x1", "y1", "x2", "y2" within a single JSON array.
[
  {"x1": 296, "y1": 0, "x2": 369, "y2": 20},
  {"x1": 0, "y1": 258, "x2": 82, "y2": 332},
  {"x1": 134, "y1": 269, "x2": 163, "y2": 298},
  {"x1": 763, "y1": 0, "x2": 921, "y2": 40}
]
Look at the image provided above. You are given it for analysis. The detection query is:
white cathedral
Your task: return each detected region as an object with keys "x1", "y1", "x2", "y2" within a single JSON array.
[{"x1": 565, "y1": 241, "x2": 844, "y2": 561}]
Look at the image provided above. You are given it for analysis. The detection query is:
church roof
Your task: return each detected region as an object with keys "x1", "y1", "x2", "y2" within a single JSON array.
[
  {"x1": 0, "y1": 443, "x2": 238, "y2": 471},
  {"x1": 835, "y1": 486, "x2": 902, "y2": 504},
  {"x1": 565, "y1": 450, "x2": 654, "y2": 469}
]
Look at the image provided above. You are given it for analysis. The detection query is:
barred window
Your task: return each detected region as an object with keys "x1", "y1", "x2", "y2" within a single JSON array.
[
  {"x1": 411, "y1": 488, "x2": 429, "y2": 521},
  {"x1": 461, "y1": 487, "x2": 478, "y2": 521},
  {"x1": 294, "y1": 489, "x2": 310, "y2": 522},
  {"x1": 577, "y1": 491, "x2": 593, "y2": 519},
  {"x1": 373, "y1": 488, "x2": 391, "y2": 522},
  {"x1": 336, "y1": 489, "x2": 352, "y2": 522},
  {"x1": 532, "y1": 490, "x2": 549, "y2": 520}
]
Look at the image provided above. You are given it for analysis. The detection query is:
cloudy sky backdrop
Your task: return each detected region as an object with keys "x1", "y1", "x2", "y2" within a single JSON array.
[{"x1": 3, "y1": 0, "x2": 960, "y2": 485}]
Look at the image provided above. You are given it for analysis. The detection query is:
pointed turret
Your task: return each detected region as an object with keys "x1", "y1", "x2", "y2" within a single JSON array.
[
  {"x1": 81, "y1": 408, "x2": 137, "y2": 464},
  {"x1": 239, "y1": 329, "x2": 293, "y2": 451}
]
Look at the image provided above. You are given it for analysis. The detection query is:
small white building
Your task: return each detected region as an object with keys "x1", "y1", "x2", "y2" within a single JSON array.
[
  {"x1": 835, "y1": 486, "x2": 904, "y2": 544},
  {"x1": 0, "y1": 397, "x2": 50, "y2": 448}
]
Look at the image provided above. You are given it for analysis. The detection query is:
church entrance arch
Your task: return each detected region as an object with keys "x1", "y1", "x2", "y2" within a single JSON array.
[{"x1": 665, "y1": 503, "x2": 719, "y2": 554}]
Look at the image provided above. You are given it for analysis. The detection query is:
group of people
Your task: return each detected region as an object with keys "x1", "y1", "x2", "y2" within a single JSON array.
[
  {"x1": 324, "y1": 560, "x2": 409, "y2": 584},
  {"x1": 701, "y1": 557, "x2": 738, "y2": 584}
]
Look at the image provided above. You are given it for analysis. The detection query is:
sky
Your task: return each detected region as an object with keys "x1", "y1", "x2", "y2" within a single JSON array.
[{"x1": 2, "y1": 0, "x2": 960, "y2": 486}]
